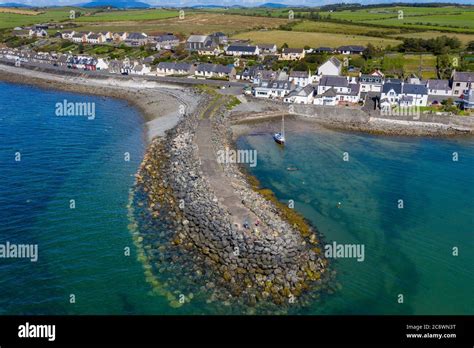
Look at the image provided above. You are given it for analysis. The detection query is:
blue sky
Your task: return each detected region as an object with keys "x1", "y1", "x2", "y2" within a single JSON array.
[{"x1": 1, "y1": 0, "x2": 473, "y2": 7}]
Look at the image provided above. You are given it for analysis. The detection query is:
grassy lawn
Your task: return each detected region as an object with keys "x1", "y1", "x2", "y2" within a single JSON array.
[{"x1": 232, "y1": 30, "x2": 402, "y2": 48}]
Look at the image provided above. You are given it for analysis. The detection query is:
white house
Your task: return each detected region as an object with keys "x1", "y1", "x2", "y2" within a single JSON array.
[
  {"x1": 317, "y1": 57, "x2": 342, "y2": 79},
  {"x1": 288, "y1": 70, "x2": 312, "y2": 87},
  {"x1": 194, "y1": 63, "x2": 236, "y2": 79},
  {"x1": 284, "y1": 84, "x2": 315, "y2": 104},
  {"x1": 156, "y1": 62, "x2": 195, "y2": 76},
  {"x1": 400, "y1": 83, "x2": 428, "y2": 107},
  {"x1": 279, "y1": 48, "x2": 305, "y2": 61},
  {"x1": 359, "y1": 74, "x2": 384, "y2": 93},
  {"x1": 427, "y1": 79, "x2": 452, "y2": 97},
  {"x1": 317, "y1": 76, "x2": 350, "y2": 95},
  {"x1": 257, "y1": 44, "x2": 277, "y2": 55},
  {"x1": 131, "y1": 63, "x2": 151, "y2": 75},
  {"x1": 86, "y1": 33, "x2": 106, "y2": 44},
  {"x1": 29, "y1": 28, "x2": 48, "y2": 38},
  {"x1": 253, "y1": 79, "x2": 296, "y2": 99},
  {"x1": 314, "y1": 76, "x2": 360, "y2": 105},
  {"x1": 96, "y1": 58, "x2": 109, "y2": 70},
  {"x1": 380, "y1": 81, "x2": 403, "y2": 107},
  {"x1": 225, "y1": 45, "x2": 259, "y2": 57},
  {"x1": 61, "y1": 30, "x2": 75, "y2": 39}
]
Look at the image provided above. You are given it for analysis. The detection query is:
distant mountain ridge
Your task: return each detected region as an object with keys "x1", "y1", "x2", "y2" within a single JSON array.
[{"x1": 0, "y1": 2, "x2": 32, "y2": 7}]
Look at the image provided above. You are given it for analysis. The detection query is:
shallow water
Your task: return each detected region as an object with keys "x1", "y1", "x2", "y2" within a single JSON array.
[{"x1": 237, "y1": 121, "x2": 474, "y2": 314}]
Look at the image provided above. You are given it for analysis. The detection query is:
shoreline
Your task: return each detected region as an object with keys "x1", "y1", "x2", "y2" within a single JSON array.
[{"x1": 0, "y1": 64, "x2": 200, "y2": 143}]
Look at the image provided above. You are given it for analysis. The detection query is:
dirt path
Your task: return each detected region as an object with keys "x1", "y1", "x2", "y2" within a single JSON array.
[{"x1": 195, "y1": 98, "x2": 261, "y2": 230}]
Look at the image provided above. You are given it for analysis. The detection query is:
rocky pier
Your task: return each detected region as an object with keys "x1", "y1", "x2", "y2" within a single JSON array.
[{"x1": 132, "y1": 91, "x2": 332, "y2": 313}]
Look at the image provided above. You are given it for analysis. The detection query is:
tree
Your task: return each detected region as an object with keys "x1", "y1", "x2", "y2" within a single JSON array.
[
  {"x1": 281, "y1": 43, "x2": 289, "y2": 49},
  {"x1": 467, "y1": 41, "x2": 474, "y2": 51}
]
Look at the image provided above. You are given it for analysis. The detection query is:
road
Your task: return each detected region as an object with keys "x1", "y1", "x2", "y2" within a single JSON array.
[{"x1": 0, "y1": 59, "x2": 249, "y2": 89}]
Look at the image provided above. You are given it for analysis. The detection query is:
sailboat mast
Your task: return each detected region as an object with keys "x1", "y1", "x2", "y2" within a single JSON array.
[{"x1": 282, "y1": 114, "x2": 285, "y2": 138}]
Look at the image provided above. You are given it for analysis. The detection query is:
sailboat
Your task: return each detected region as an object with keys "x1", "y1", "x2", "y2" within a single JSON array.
[{"x1": 273, "y1": 114, "x2": 285, "y2": 145}]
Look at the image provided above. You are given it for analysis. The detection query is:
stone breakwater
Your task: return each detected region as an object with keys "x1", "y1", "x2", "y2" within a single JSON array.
[{"x1": 133, "y1": 94, "x2": 333, "y2": 313}]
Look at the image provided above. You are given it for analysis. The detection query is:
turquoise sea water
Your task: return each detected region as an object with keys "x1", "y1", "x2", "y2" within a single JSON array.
[
  {"x1": 0, "y1": 82, "x2": 168, "y2": 314},
  {"x1": 1, "y1": 81, "x2": 472, "y2": 314},
  {"x1": 237, "y1": 122, "x2": 474, "y2": 314}
]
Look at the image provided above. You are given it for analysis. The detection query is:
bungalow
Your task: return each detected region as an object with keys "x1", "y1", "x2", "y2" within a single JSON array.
[
  {"x1": 317, "y1": 57, "x2": 342, "y2": 78},
  {"x1": 288, "y1": 70, "x2": 312, "y2": 87},
  {"x1": 284, "y1": 84, "x2": 315, "y2": 104},
  {"x1": 195, "y1": 63, "x2": 236, "y2": 80},
  {"x1": 225, "y1": 45, "x2": 259, "y2": 57},
  {"x1": 125, "y1": 32, "x2": 148, "y2": 46},
  {"x1": 186, "y1": 35, "x2": 209, "y2": 51},
  {"x1": 314, "y1": 47, "x2": 333, "y2": 54},
  {"x1": 451, "y1": 71, "x2": 474, "y2": 97},
  {"x1": 155, "y1": 34, "x2": 180, "y2": 50},
  {"x1": 400, "y1": 83, "x2": 428, "y2": 107},
  {"x1": 359, "y1": 74, "x2": 384, "y2": 93},
  {"x1": 336, "y1": 45, "x2": 365, "y2": 55},
  {"x1": 258, "y1": 44, "x2": 277, "y2": 55},
  {"x1": 253, "y1": 79, "x2": 296, "y2": 99},
  {"x1": 279, "y1": 48, "x2": 305, "y2": 61},
  {"x1": 156, "y1": 62, "x2": 195, "y2": 76}
]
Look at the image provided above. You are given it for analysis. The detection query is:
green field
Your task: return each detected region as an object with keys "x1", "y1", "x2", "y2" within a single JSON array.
[
  {"x1": 317, "y1": 6, "x2": 474, "y2": 33},
  {"x1": 390, "y1": 31, "x2": 474, "y2": 46},
  {"x1": 381, "y1": 53, "x2": 438, "y2": 79},
  {"x1": 232, "y1": 30, "x2": 402, "y2": 49},
  {"x1": 0, "y1": 8, "x2": 80, "y2": 29}
]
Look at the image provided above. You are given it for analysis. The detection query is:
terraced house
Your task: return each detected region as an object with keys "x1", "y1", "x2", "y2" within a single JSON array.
[
  {"x1": 156, "y1": 62, "x2": 195, "y2": 76},
  {"x1": 451, "y1": 71, "x2": 474, "y2": 97},
  {"x1": 194, "y1": 63, "x2": 236, "y2": 80}
]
